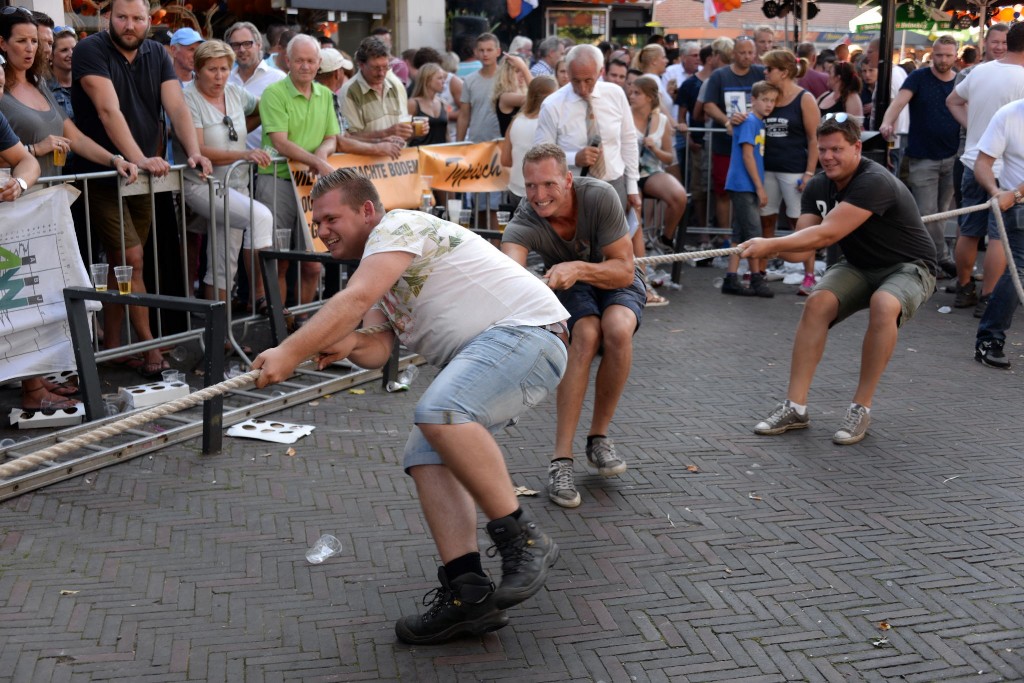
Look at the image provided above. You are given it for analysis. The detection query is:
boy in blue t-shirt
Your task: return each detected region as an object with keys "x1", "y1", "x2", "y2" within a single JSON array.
[{"x1": 722, "y1": 81, "x2": 779, "y2": 297}]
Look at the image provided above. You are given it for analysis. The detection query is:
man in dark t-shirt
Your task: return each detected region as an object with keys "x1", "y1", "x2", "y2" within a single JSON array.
[
  {"x1": 739, "y1": 115, "x2": 936, "y2": 446},
  {"x1": 501, "y1": 144, "x2": 645, "y2": 510},
  {"x1": 71, "y1": 0, "x2": 211, "y2": 377}
]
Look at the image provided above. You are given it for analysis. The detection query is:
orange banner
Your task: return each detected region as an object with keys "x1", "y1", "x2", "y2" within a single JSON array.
[
  {"x1": 417, "y1": 141, "x2": 508, "y2": 193},
  {"x1": 288, "y1": 142, "x2": 508, "y2": 250}
]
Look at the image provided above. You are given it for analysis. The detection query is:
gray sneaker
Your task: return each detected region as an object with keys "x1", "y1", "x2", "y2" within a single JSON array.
[
  {"x1": 754, "y1": 401, "x2": 810, "y2": 435},
  {"x1": 585, "y1": 436, "x2": 627, "y2": 477},
  {"x1": 547, "y1": 460, "x2": 581, "y2": 508},
  {"x1": 833, "y1": 404, "x2": 871, "y2": 445}
]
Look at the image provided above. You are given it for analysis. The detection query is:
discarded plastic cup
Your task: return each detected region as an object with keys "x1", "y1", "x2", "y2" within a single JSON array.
[
  {"x1": 170, "y1": 346, "x2": 189, "y2": 363},
  {"x1": 224, "y1": 361, "x2": 246, "y2": 380},
  {"x1": 937, "y1": 306, "x2": 952, "y2": 314},
  {"x1": 713, "y1": 277, "x2": 724, "y2": 289},
  {"x1": 305, "y1": 534, "x2": 342, "y2": 564},
  {"x1": 0, "y1": 438, "x2": 15, "y2": 449},
  {"x1": 387, "y1": 365, "x2": 419, "y2": 392},
  {"x1": 162, "y1": 369, "x2": 186, "y2": 384}
]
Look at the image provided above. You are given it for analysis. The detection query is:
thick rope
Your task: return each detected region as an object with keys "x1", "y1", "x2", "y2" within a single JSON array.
[
  {"x1": 0, "y1": 323, "x2": 398, "y2": 480},
  {"x1": 4, "y1": 201, "x2": 1016, "y2": 480}
]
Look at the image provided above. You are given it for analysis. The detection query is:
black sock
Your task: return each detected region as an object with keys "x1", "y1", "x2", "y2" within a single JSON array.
[
  {"x1": 444, "y1": 552, "x2": 484, "y2": 581},
  {"x1": 551, "y1": 457, "x2": 573, "y2": 464},
  {"x1": 510, "y1": 507, "x2": 522, "y2": 520},
  {"x1": 586, "y1": 434, "x2": 606, "y2": 447}
]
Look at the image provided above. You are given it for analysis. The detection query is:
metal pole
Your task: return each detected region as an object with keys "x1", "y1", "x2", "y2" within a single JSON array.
[{"x1": 874, "y1": 0, "x2": 897, "y2": 131}]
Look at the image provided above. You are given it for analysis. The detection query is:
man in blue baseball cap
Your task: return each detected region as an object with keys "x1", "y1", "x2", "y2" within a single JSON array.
[{"x1": 170, "y1": 27, "x2": 204, "y2": 83}]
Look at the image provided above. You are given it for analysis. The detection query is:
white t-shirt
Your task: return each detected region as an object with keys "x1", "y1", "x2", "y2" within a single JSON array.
[
  {"x1": 364, "y1": 210, "x2": 569, "y2": 367},
  {"x1": 182, "y1": 83, "x2": 257, "y2": 188},
  {"x1": 977, "y1": 99, "x2": 1024, "y2": 191},
  {"x1": 507, "y1": 115, "x2": 540, "y2": 196},
  {"x1": 955, "y1": 59, "x2": 1024, "y2": 173}
]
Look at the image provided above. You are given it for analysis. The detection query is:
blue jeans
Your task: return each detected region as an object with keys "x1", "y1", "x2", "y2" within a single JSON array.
[
  {"x1": 977, "y1": 204, "x2": 1024, "y2": 344},
  {"x1": 402, "y1": 325, "x2": 568, "y2": 471}
]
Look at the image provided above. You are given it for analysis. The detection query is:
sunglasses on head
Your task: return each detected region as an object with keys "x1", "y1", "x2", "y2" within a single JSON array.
[
  {"x1": 823, "y1": 112, "x2": 850, "y2": 123},
  {"x1": 222, "y1": 115, "x2": 238, "y2": 142},
  {"x1": 1, "y1": 6, "x2": 34, "y2": 18}
]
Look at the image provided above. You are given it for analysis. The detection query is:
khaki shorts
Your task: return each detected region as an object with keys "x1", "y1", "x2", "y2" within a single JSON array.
[
  {"x1": 815, "y1": 260, "x2": 935, "y2": 329},
  {"x1": 88, "y1": 182, "x2": 153, "y2": 253}
]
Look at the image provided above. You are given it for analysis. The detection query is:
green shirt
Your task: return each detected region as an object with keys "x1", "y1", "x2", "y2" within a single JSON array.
[{"x1": 259, "y1": 77, "x2": 340, "y2": 179}]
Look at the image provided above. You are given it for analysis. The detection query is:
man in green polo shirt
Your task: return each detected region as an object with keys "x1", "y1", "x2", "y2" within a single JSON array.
[{"x1": 256, "y1": 33, "x2": 339, "y2": 313}]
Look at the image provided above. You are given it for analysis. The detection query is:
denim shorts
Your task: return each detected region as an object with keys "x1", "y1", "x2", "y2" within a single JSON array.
[
  {"x1": 402, "y1": 325, "x2": 568, "y2": 471},
  {"x1": 959, "y1": 166, "x2": 1000, "y2": 239},
  {"x1": 816, "y1": 260, "x2": 935, "y2": 329},
  {"x1": 557, "y1": 273, "x2": 646, "y2": 334},
  {"x1": 729, "y1": 191, "x2": 761, "y2": 242}
]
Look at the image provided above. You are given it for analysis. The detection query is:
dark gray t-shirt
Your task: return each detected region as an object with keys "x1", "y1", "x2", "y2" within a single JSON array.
[
  {"x1": 0, "y1": 84, "x2": 66, "y2": 178},
  {"x1": 501, "y1": 176, "x2": 628, "y2": 270},
  {"x1": 800, "y1": 158, "x2": 937, "y2": 274}
]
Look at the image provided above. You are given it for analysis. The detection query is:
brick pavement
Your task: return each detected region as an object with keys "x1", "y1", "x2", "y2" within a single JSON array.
[{"x1": 1, "y1": 270, "x2": 1022, "y2": 682}]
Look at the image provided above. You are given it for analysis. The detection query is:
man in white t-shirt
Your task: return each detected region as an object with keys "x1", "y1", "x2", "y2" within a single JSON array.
[
  {"x1": 946, "y1": 23, "x2": 1021, "y2": 314},
  {"x1": 254, "y1": 169, "x2": 569, "y2": 646},
  {"x1": 971, "y1": 99, "x2": 1024, "y2": 369}
]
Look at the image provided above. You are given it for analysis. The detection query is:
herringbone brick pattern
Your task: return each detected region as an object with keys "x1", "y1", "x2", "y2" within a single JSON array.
[{"x1": 2, "y1": 272, "x2": 1022, "y2": 682}]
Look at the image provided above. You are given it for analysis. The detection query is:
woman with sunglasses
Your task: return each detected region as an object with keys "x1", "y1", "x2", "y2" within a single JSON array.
[
  {"x1": 760, "y1": 49, "x2": 820, "y2": 297},
  {"x1": 178, "y1": 39, "x2": 274, "y2": 306},
  {"x1": 0, "y1": 8, "x2": 136, "y2": 182}
]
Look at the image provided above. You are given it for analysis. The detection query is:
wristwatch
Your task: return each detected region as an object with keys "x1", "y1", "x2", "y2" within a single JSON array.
[
  {"x1": 1014, "y1": 189, "x2": 1023, "y2": 205},
  {"x1": 110, "y1": 154, "x2": 124, "y2": 167},
  {"x1": 14, "y1": 177, "x2": 27, "y2": 192}
]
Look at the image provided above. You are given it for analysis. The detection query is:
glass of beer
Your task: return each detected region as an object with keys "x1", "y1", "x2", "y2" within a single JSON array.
[
  {"x1": 412, "y1": 116, "x2": 428, "y2": 137},
  {"x1": 89, "y1": 263, "x2": 109, "y2": 291},
  {"x1": 496, "y1": 211, "x2": 510, "y2": 232},
  {"x1": 458, "y1": 209, "x2": 473, "y2": 229},
  {"x1": 53, "y1": 144, "x2": 68, "y2": 168},
  {"x1": 113, "y1": 265, "x2": 133, "y2": 294}
]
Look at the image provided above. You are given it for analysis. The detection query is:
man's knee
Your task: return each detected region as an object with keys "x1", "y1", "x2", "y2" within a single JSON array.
[
  {"x1": 869, "y1": 290, "x2": 902, "y2": 321},
  {"x1": 568, "y1": 317, "x2": 602, "y2": 357},
  {"x1": 600, "y1": 311, "x2": 636, "y2": 348},
  {"x1": 802, "y1": 290, "x2": 839, "y2": 321}
]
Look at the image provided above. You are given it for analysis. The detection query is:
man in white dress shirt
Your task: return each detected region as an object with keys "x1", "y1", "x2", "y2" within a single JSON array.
[
  {"x1": 225, "y1": 22, "x2": 285, "y2": 150},
  {"x1": 534, "y1": 44, "x2": 640, "y2": 218}
]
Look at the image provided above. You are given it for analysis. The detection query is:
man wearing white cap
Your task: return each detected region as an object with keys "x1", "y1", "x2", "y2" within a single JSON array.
[
  {"x1": 170, "y1": 27, "x2": 204, "y2": 84},
  {"x1": 316, "y1": 48, "x2": 404, "y2": 159}
]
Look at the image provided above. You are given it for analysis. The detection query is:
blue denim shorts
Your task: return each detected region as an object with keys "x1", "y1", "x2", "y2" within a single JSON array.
[
  {"x1": 959, "y1": 166, "x2": 1000, "y2": 239},
  {"x1": 402, "y1": 325, "x2": 568, "y2": 472},
  {"x1": 557, "y1": 273, "x2": 646, "y2": 334}
]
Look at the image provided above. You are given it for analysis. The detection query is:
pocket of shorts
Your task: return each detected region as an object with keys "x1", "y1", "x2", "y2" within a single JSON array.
[{"x1": 519, "y1": 348, "x2": 563, "y2": 408}]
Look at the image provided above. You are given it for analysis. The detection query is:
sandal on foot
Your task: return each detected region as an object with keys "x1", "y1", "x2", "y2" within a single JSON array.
[
  {"x1": 254, "y1": 296, "x2": 291, "y2": 317},
  {"x1": 139, "y1": 358, "x2": 170, "y2": 379},
  {"x1": 646, "y1": 292, "x2": 670, "y2": 307},
  {"x1": 22, "y1": 385, "x2": 81, "y2": 411}
]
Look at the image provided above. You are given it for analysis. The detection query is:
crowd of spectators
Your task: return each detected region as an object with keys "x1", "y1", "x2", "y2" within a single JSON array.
[{"x1": 2, "y1": 5, "x2": 1023, "y2": 416}]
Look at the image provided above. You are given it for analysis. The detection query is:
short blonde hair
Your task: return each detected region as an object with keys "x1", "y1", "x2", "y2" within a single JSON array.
[{"x1": 194, "y1": 40, "x2": 235, "y2": 72}]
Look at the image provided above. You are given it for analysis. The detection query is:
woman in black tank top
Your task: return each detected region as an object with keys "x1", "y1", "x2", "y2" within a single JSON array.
[
  {"x1": 491, "y1": 55, "x2": 531, "y2": 137},
  {"x1": 407, "y1": 63, "x2": 449, "y2": 146}
]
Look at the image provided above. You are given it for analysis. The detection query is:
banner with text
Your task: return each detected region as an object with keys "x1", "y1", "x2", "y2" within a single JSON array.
[
  {"x1": 289, "y1": 142, "x2": 508, "y2": 250},
  {"x1": 0, "y1": 185, "x2": 96, "y2": 382}
]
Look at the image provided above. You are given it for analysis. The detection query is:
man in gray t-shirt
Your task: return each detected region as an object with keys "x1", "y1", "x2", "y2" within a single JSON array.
[{"x1": 502, "y1": 144, "x2": 646, "y2": 509}]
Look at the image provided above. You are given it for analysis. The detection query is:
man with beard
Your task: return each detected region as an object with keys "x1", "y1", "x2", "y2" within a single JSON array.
[
  {"x1": 879, "y1": 35, "x2": 960, "y2": 277},
  {"x1": 71, "y1": 0, "x2": 211, "y2": 377}
]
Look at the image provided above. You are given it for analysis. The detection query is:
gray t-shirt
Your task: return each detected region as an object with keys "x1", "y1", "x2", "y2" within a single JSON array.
[
  {"x1": 0, "y1": 84, "x2": 66, "y2": 178},
  {"x1": 501, "y1": 176, "x2": 628, "y2": 270},
  {"x1": 461, "y1": 70, "x2": 499, "y2": 142}
]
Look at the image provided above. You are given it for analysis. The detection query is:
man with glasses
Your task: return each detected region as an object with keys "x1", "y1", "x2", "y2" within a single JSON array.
[
  {"x1": 225, "y1": 21, "x2": 285, "y2": 150},
  {"x1": 339, "y1": 36, "x2": 413, "y2": 143},
  {"x1": 739, "y1": 114, "x2": 937, "y2": 445}
]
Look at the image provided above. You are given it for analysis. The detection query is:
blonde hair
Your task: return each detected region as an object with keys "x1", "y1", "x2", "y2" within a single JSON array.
[
  {"x1": 193, "y1": 40, "x2": 236, "y2": 72},
  {"x1": 491, "y1": 57, "x2": 527, "y2": 109},
  {"x1": 633, "y1": 44, "x2": 665, "y2": 73},
  {"x1": 411, "y1": 62, "x2": 445, "y2": 100}
]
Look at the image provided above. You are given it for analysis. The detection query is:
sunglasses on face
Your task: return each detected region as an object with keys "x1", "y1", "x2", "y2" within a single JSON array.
[
  {"x1": 223, "y1": 115, "x2": 238, "y2": 142},
  {"x1": 229, "y1": 40, "x2": 255, "y2": 50}
]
